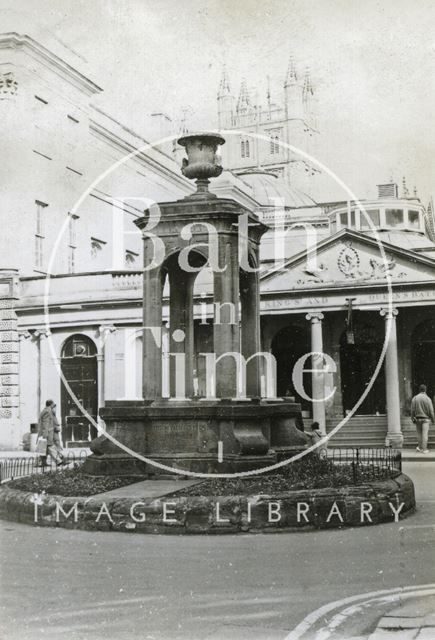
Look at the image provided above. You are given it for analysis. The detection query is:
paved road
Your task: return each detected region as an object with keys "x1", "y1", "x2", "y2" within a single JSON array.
[{"x1": 0, "y1": 462, "x2": 434, "y2": 640}]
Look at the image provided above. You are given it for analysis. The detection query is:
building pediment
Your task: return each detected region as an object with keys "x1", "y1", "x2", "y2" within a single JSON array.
[{"x1": 261, "y1": 229, "x2": 435, "y2": 292}]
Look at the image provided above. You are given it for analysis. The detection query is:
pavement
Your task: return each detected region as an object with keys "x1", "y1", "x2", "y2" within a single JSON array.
[
  {"x1": 291, "y1": 460, "x2": 435, "y2": 640},
  {"x1": 401, "y1": 450, "x2": 435, "y2": 462},
  {"x1": 92, "y1": 479, "x2": 202, "y2": 500},
  {"x1": 0, "y1": 447, "x2": 90, "y2": 459},
  {"x1": 367, "y1": 594, "x2": 435, "y2": 639},
  {"x1": 0, "y1": 460, "x2": 433, "y2": 640}
]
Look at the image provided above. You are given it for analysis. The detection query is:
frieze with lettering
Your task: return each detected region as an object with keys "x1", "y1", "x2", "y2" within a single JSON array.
[{"x1": 262, "y1": 288, "x2": 435, "y2": 312}]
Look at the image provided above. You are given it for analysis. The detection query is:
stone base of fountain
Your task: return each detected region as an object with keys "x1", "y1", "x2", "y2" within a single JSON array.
[{"x1": 82, "y1": 398, "x2": 306, "y2": 476}]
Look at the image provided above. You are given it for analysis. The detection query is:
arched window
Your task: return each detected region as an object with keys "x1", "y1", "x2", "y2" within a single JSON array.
[
  {"x1": 241, "y1": 139, "x2": 250, "y2": 158},
  {"x1": 270, "y1": 135, "x2": 279, "y2": 154},
  {"x1": 61, "y1": 335, "x2": 97, "y2": 358},
  {"x1": 274, "y1": 136, "x2": 279, "y2": 153}
]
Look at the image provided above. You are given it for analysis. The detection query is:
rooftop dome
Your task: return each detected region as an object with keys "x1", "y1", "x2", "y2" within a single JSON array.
[{"x1": 237, "y1": 170, "x2": 316, "y2": 208}]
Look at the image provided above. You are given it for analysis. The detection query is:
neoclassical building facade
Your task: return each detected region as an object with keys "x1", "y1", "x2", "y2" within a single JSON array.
[
  {"x1": 260, "y1": 196, "x2": 435, "y2": 448},
  {"x1": 1, "y1": 33, "x2": 435, "y2": 451}
]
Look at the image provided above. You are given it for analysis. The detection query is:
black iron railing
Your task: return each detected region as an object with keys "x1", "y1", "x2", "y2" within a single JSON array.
[
  {"x1": 326, "y1": 447, "x2": 402, "y2": 483},
  {"x1": 0, "y1": 448, "x2": 402, "y2": 485},
  {"x1": 0, "y1": 450, "x2": 89, "y2": 483}
]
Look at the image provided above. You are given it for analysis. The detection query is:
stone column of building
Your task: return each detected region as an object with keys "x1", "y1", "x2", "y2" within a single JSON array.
[
  {"x1": 260, "y1": 318, "x2": 283, "y2": 398},
  {"x1": 259, "y1": 322, "x2": 272, "y2": 398},
  {"x1": 306, "y1": 312, "x2": 326, "y2": 433},
  {"x1": 0, "y1": 270, "x2": 20, "y2": 448},
  {"x1": 98, "y1": 325, "x2": 116, "y2": 407},
  {"x1": 380, "y1": 307, "x2": 403, "y2": 448},
  {"x1": 213, "y1": 237, "x2": 240, "y2": 398},
  {"x1": 329, "y1": 314, "x2": 344, "y2": 420},
  {"x1": 162, "y1": 323, "x2": 170, "y2": 398},
  {"x1": 35, "y1": 329, "x2": 53, "y2": 412},
  {"x1": 142, "y1": 265, "x2": 163, "y2": 400},
  {"x1": 169, "y1": 270, "x2": 194, "y2": 399},
  {"x1": 96, "y1": 352, "x2": 104, "y2": 407},
  {"x1": 18, "y1": 330, "x2": 34, "y2": 428},
  {"x1": 240, "y1": 269, "x2": 261, "y2": 397}
]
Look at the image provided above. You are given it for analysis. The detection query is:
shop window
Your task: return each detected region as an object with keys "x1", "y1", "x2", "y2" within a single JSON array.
[
  {"x1": 408, "y1": 210, "x2": 420, "y2": 229},
  {"x1": 385, "y1": 208, "x2": 404, "y2": 227},
  {"x1": 35, "y1": 200, "x2": 48, "y2": 269},
  {"x1": 339, "y1": 212, "x2": 347, "y2": 228},
  {"x1": 91, "y1": 237, "x2": 106, "y2": 259},
  {"x1": 68, "y1": 214, "x2": 78, "y2": 246},
  {"x1": 68, "y1": 214, "x2": 78, "y2": 274},
  {"x1": 68, "y1": 246, "x2": 76, "y2": 274},
  {"x1": 360, "y1": 209, "x2": 380, "y2": 230},
  {"x1": 241, "y1": 139, "x2": 250, "y2": 158},
  {"x1": 125, "y1": 250, "x2": 139, "y2": 268},
  {"x1": 270, "y1": 135, "x2": 279, "y2": 154}
]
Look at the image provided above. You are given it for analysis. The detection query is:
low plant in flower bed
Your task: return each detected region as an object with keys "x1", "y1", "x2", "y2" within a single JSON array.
[
  {"x1": 8, "y1": 468, "x2": 147, "y2": 497},
  {"x1": 6, "y1": 454, "x2": 399, "y2": 497},
  {"x1": 173, "y1": 455, "x2": 401, "y2": 497}
]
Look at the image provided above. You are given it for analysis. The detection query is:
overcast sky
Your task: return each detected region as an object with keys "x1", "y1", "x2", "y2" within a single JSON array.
[{"x1": 3, "y1": 0, "x2": 435, "y2": 202}]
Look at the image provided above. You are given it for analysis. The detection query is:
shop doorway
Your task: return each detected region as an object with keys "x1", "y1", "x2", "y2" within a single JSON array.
[
  {"x1": 340, "y1": 323, "x2": 386, "y2": 415},
  {"x1": 411, "y1": 319, "x2": 435, "y2": 399},
  {"x1": 60, "y1": 335, "x2": 98, "y2": 444},
  {"x1": 271, "y1": 323, "x2": 312, "y2": 414}
]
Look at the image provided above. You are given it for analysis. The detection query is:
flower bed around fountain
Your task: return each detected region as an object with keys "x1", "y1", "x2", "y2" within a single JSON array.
[{"x1": 0, "y1": 455, "x2": 415, "y2": 534}]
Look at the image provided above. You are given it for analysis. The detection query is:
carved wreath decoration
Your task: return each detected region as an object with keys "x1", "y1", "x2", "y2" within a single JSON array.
[{"x1": 337, "y1": 242, "x2": 360, "y2": 277}]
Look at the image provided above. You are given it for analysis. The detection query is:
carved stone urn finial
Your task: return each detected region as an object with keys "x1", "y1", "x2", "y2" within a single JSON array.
[{"x1": 177, "y1": 132, "x2": 225, "y2": 198}]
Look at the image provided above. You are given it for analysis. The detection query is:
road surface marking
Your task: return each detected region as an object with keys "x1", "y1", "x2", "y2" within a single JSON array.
[
  {"x1": 315, "y1": 586, "x2": 435, "y2": 639},
  {"x1": 400, "y1": 524, "x2": 435, "y2": 529},
  {"x1": 284, "y1": 583, "x2": 435, "y2": 640}
]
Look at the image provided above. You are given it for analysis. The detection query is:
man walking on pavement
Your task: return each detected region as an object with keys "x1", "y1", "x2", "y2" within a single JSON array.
[
  {"x1": 411, "y1": 384, "x2": 434, "y2": 453},
  {"x1": 37, "y1": 399, "x2": 66, "y2": 466}
]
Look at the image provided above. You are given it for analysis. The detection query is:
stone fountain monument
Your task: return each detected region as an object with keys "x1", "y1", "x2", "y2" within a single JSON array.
[{"x1": 84, "y1": 133, "x2": 305, "y2": 476}]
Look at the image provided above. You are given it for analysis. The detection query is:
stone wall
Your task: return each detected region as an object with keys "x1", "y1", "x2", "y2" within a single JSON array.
[{"x1": 0, "y1": 270, "x2": 20, "y2": 448}]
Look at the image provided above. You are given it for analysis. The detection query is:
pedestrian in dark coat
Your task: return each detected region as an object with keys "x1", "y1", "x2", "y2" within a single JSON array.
[
  {"x1": 411, "y1": 384, "x2": 434, "y2": 453},
  {"x1": 37, "y1": 400, "x2": 65, "y2": 465}
]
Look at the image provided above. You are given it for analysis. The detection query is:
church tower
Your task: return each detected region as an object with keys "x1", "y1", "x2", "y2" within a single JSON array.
[
  {"x1": 302, "y1": 68, "x2": 316, "y2": 129},
  {"x1": 284, "y1": 56, "x2": 304, "y2": 121},
  {"x1": 217, "y1": 66, "x2": 234, "y2": 129},
  {"x1": 236, "y1": 78, "x2": 251, "y2": 114},
  {"x1": 234, "y1": 78, "x2": 257, "y2": 129},
  {"x1": 214, "y1": 59, "x2": 319, "y2": 193}
]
